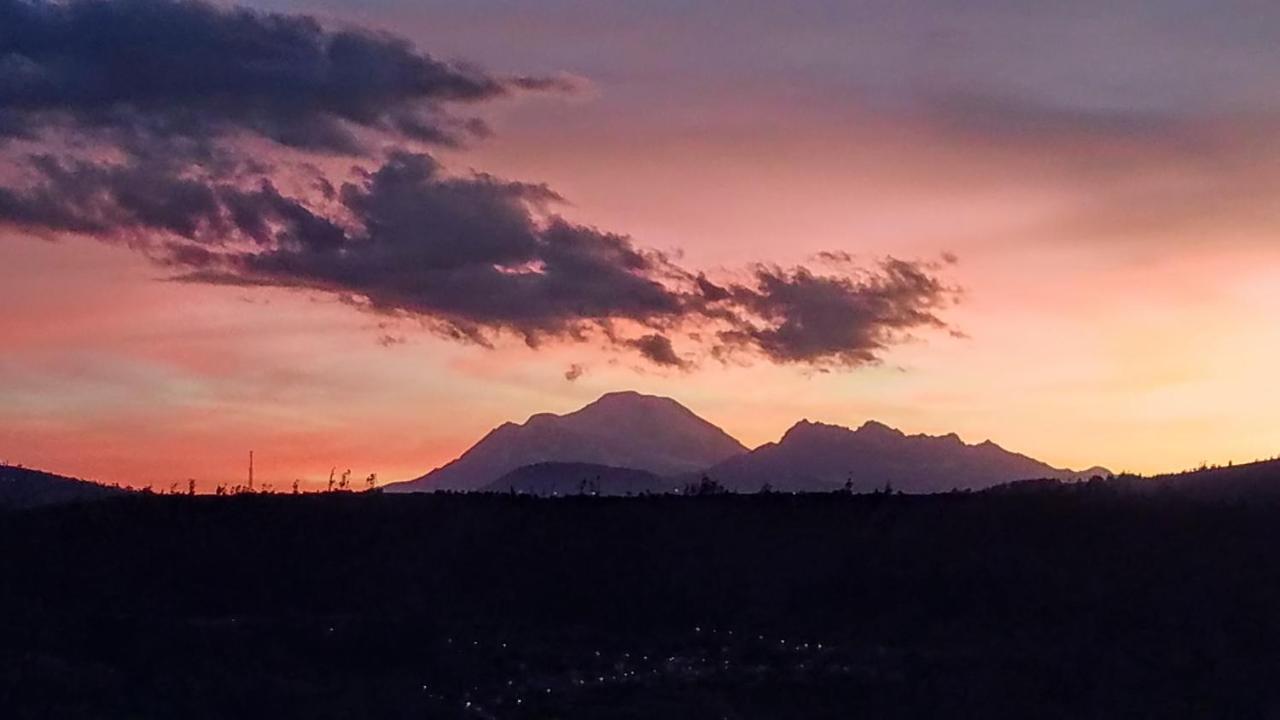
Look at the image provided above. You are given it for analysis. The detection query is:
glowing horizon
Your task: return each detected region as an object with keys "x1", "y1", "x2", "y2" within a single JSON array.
[{"x1": 4, "y1": 0, "x2": 1280, "y2": 490}]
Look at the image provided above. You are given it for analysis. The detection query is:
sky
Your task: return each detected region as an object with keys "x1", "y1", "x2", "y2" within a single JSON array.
[{"x1": 3, "y1": 0, "x2": 1280, "y2": 489}]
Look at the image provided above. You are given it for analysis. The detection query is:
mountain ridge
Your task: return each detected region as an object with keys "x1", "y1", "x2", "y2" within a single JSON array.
[
  {"x1": 704, "y1": 417, "x2": 1107, "y2": 493},
  {"x1": 384, "y1": 391, "x2": 749, "y2": 492},
  {"x1": 388, "y1": 391, "x2": 1109, "y2": 494}
]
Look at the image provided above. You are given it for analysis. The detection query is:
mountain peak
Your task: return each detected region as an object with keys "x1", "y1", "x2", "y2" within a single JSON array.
[
  {"x1": 781, "y1": 418, "x2": 914, "y2": 443},
  {"x1": 856, "y1": 419, "x2": 905, "y2": 438},
  {"x1": 389, "y1": 391, "x2": 747, "y2": 492},
  {"x1": 780, "y1": 418, "x2": 911, "y2": 445},
  {"x1": 781, "y1": 419, "x2": 842, "y2": 442},
  {"x1": 571, "y1": 391, "x2": 701, "y2": 426},
  {"x1": 587, "y1": 390, "x2": 682, "y2": 409},
  {"x1": 595, "y1": 389, "x2": 650, "y2": 401}
]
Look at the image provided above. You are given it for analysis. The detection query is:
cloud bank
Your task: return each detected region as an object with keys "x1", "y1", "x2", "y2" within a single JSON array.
[
  {"x1": 0, "y1": 0, "x2": 958, "y2": 369},
  {"x1": 0, "y1": 0, "x2": 572, "y2": 152}
]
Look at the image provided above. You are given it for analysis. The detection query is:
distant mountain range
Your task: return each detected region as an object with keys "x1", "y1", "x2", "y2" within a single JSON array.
[
  {"x1": 705, "y1": 419, "x2": 1110, "y2": 493},
  {"x1": 0, "y1": 465, "x2": 125, "y2": 509},
  {"x1": 11, "y1": 391, "x2": 1280, "y2": 500},
  {"x1": 385, "y1": 391, "x2": 747, "y2": 493},
  {"x1": 387, "y1": 391, "x2": 1109, "y2": 495}
]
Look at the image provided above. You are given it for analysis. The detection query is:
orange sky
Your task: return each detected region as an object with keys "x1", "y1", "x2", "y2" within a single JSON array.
[{"x1": 4, "y1": 0, "x2": 1280, "y2": 489}]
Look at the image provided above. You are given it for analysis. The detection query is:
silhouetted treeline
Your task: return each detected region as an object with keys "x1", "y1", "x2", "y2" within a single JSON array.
[{"x1": 4, "y1": 490, "x2": 1280, "y2": 718}]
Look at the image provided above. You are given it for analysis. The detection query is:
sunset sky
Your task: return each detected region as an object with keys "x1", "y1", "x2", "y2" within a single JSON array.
[{"x1": 4, "y1": 0, "x2": 1280, "y2": 490}]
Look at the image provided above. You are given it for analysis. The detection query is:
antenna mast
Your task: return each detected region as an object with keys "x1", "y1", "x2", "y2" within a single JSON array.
[{"x1": 249, "y1": 450, "x2": 254, "y2": 490}]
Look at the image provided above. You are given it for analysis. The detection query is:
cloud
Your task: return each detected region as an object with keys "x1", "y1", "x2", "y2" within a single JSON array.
[
  {"x1": 0, "y1": 0, "x2": 959, "y2": 370},
  {"x1": 377, "y1": 334, "x2": 406, "y2": 348},
  {"x1": 197, "y1": 151, "x2": 689, "y2": 345},
  {"x1": 563, "y1": 363, "x2": 585, "y2": 382},
  {"x1": 0, "y1": 146, "x2": 957, "y2": 367},
  {"x1": 918, "y1": 91, "x2": 1187, "y2": 144},
  {"x1": 0, "y1": 0, "x2": 568, "y2": 153},
  {"x1": 625, "y1": 334, "x2": 688, "y2": 369},
  {"x1": 0, "y1": 154, "x2": 228, "y2": 239},
  {"x1": 711, "y1": 260, "x2": 955, "y2": 367}
]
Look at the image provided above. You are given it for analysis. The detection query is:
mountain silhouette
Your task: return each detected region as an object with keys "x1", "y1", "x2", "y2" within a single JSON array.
[
  {"x1": 483, "y1": 462, "x2": 675, "y2": 496},
  {"x1": 0, "y1": 464, "x2": 126, "y2": 509},
  {"x1": 704, "y1": 419, "x2": 1107, "y2": 493},
  {"x1": 385, "y1": 391, "x2": 748, "y2": 492}
]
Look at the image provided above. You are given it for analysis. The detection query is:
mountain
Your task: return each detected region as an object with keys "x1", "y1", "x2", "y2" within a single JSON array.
[
  {"x1": 704, "y1": 419, "x2": 1107, "y2": 493},
  {"x1": 0, "y1": 465, "x2": 126, "y2": 509},
  {"x1": 483, "y1": 462, "x2": 676, "y2": 496},
  {"x1": 386, "y1": 391, "x2": 748, "y2": 492}
]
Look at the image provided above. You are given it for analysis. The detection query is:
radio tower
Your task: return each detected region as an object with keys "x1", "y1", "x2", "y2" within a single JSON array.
[{"x1": 248, "y1": 450, "x2": 254, "y2": 491}]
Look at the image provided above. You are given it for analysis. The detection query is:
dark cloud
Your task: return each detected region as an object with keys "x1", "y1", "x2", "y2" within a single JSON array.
[
  {"x1": 214, "y1": 151, "x2": 687, "y2": 345},
  {"x1": 712, "y1": 260, "x2": 955, "y2": 367},
  {"x1": 1, "y1": 149, "x2": 957, "y2": 367},
  {"x1": 377, "y1": 334, "x2": 407, "y2": 348},
  {"x1": 0, "y1": 154, "x2": 212, "y2": 238},
  {"x1": 563, "y1": 363, "x2": 586, "y2": 382},
  {"x1": 0, "y1": 0, "x2": 959, "y2": 370},
  {"x1": 0, "y1": 151, "x2": 340, "y2": 249},
  {"x1": 626, "y1": 333, "x2": 687, "y2": 369},
  {"x1": 0, "y1": 0, "x2": 567, "y2": 153}
]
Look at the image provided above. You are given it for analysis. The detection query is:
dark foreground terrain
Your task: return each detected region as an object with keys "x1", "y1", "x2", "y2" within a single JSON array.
[{"x1": 4, "y1": 488, "x2": 1280, "y2": 719}]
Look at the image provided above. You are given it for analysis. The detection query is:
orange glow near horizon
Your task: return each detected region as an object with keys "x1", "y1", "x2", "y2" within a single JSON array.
[
  {"x1": 5, "y1": 2, "x2": 1280, "y2": 489},
  {"x1": 5, "y1": 216, "x2": 1280, "y2": 490}
]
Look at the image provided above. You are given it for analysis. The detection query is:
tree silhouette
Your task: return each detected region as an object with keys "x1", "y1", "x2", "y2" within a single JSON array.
[{"x1": 687, "y1": 476, "x2": 727, "y2": 496}]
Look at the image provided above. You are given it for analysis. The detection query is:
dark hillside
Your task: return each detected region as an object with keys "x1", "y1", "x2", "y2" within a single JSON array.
[
  {"x1": 483, "y1": 461, "x2": 675, "y2": 496},
  {"x1": 0, "y1": 464, "x2": 125, "y2": 509}
]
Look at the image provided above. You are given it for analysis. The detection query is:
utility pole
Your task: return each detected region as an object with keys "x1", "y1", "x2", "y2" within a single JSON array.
[{"x1": 249, "y1": 450, "x2": 254, "y2": 491}]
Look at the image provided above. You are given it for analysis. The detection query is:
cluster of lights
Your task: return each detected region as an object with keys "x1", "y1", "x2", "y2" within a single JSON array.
[{"x1": 407, "y1": 625, "x2": 890, "y2": 716}]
